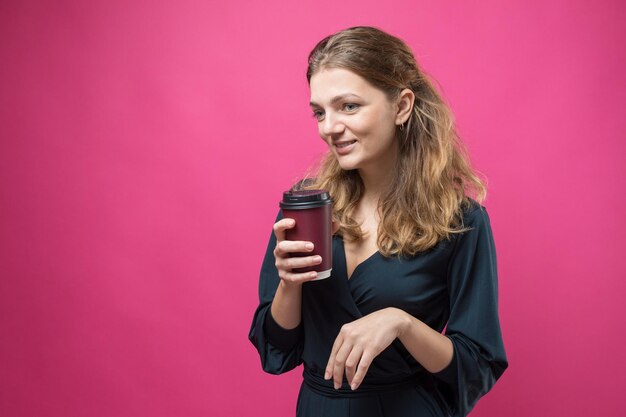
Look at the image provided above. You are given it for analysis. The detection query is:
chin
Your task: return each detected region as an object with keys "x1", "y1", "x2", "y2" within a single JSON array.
[
  {"x1": 335, "y1": 158, "x2": 360, "y2": 171},
  {"x1": 332, "y1": 150, "x2": 359, "y2": 167}
]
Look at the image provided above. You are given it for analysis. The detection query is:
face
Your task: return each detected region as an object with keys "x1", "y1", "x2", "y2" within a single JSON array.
[{"x1": 309, "y1": 68, "x2": 400, "y2": 174}]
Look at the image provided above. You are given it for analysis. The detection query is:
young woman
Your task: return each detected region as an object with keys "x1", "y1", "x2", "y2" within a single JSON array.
[{"x1": 249, "y1": 26, "x2": 508, "y2": 417}]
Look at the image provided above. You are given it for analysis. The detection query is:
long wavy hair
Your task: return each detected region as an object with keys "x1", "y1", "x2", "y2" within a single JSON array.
[{"x1": 302, "y1": 26, "x2": 486, "y2": 257}]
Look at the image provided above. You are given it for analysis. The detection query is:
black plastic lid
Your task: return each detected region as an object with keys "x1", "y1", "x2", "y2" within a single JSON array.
[{"x1": 279, "y1": 189, "x2": 332, "y2": 210}]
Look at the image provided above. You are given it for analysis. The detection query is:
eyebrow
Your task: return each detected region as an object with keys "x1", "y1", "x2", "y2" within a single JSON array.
[{"x1": 309, "y1": 93, "x2": 362, "y2": 107}]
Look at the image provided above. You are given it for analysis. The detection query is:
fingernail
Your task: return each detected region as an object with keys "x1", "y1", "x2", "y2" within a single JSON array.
[
  {"x1": 351, "y1": 383, "x2": 356, "y2": 390},
  {"x1": 324, "y1": 371, "x2": 330, "y2": 380},
  {"x1": 305, "y1": 243, "x2": 314, "y2": 250},
  {"x1": 314, "y1": 256, "x2": 322, "y2": 263},
  {"x1": 334, "y1": 383, "x2": 340, "y2": 389}
]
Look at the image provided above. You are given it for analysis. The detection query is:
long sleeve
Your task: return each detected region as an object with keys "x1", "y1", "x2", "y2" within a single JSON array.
[
  {"x1": 431, "y1": 204, "x2": 508, "y2": 416},
  {"x1": 248, "y1": 211, "x2": 304, "y2": 375}
]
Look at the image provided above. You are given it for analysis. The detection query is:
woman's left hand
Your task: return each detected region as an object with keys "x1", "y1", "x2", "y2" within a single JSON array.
[{"x1": 324, "y1": 307, "x2": 410, "y2": 391}]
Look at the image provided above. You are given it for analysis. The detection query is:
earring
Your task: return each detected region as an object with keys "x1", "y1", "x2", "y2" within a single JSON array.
[{"x1": 399, "y1": 123, "x2": 405, "y2": 132}]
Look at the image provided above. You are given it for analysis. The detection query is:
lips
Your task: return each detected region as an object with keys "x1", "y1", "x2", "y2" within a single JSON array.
[
  {"x1": 335, "y1": 140, "x2": 356, "y2": 148},
  {"x1": 334, "y1": 140, "x2": 357, "y2": 148},
  {"x1": 333, "y1": 140, "x2": 357, "y2": 155}
]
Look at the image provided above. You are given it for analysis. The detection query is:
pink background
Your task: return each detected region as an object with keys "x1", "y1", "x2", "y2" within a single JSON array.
[{"x1": 1, "y1": 1, "x2": 625, "y2": 416}]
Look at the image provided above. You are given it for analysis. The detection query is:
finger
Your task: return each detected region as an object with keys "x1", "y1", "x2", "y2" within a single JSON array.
[
  {"x1": 276, "y1": 255, "x2": 322, "y2": 271},
  {"x1": 325, "y1": 333, "x2": 344, "y2": 381},
  {"x1": 350, "y1": 351, "x2": 374, "y2": 391},
  {"x1": 273, "y1": 218, "x2": 295, "y2": 242},
  {"x1": 332, "y1": 342, "x2": 353, "y2": 389},
  {"x1": 277, "y1": 269, "x2": 319, "y2": 284},
  {"x1": 274, "y1": 240, "x2": 315, "y2": 257},
  {"x1": 344, "y1": 346, "x2": 364, "y2": 386}
]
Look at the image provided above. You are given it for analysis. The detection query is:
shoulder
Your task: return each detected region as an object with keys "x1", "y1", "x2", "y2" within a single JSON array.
[
  {"x1": 459, "y1": 198, "x2": 491, "y2": 230},
  {"x1": 447, "y1": 199, "x2": 496, "y2": 259}
]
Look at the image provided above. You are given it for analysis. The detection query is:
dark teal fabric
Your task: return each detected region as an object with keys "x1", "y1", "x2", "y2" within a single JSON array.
[{"x1": 249, "y1": 201, "x2": 508, "y2": 416}]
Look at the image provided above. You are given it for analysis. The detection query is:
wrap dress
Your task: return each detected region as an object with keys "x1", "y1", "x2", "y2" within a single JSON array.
[{"x1": 248, "y1": 201, "x2": 508, "y2": 416}]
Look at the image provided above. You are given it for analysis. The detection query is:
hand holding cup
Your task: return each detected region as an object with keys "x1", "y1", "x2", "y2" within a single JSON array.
[
  {"x1": 273, "y1": 218, "x2": 324, "y2": 284},
  {"x1": 273, "y1": 190, "x2": 333, "y2": 284}
]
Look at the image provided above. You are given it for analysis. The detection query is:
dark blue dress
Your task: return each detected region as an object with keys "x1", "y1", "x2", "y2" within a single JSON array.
[{"x1": 249, "y1": 202, "x2": 508, "y2": 416}]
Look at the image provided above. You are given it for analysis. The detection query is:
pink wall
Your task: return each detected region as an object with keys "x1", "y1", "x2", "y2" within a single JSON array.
[{"x1": 1, "y1": 1, "x2": 625, "y2": 416}]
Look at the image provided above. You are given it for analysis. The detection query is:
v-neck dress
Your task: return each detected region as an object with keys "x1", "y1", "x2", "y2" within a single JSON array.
[{"x1": 248, "y1": 201, "x2": 508, "y2": 417}]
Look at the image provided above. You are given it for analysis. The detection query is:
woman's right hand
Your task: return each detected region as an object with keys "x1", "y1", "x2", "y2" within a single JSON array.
[{"x1": 273, "y1": 218, "x2": 323, "y2": 285}]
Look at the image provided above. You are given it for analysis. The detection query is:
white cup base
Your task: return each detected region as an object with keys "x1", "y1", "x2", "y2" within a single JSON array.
[{"x1": 312, "y1": 269, "x2": 332, "y2": 280}]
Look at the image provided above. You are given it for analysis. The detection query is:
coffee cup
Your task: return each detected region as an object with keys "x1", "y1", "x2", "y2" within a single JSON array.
[{"x1": 279, "y1": 189, "x2": 333, "y2": 280}]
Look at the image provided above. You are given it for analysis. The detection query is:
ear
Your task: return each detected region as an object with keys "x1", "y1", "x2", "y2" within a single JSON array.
[{"x1": 394, "y1": 88, "x2": 415, "y2": 126}]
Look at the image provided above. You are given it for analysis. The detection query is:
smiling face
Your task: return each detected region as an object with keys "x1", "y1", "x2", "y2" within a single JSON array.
[{"x1": 309, "y1": 67, "x2": 400, "y2": 175}]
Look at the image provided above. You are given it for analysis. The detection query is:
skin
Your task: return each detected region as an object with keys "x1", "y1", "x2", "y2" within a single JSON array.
[{"x1": 270, "y1": 67, "x2": 454, "y2": 391}]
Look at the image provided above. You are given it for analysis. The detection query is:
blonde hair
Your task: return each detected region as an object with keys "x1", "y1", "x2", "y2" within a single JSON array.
[{"x1": 303, "y1": 26, "x2": 486, "y2": 257}]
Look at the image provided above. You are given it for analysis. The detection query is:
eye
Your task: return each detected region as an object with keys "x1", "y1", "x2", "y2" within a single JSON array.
[
  {"x1": 343, "y1": 103, "x2": 360, "y2": 112},
  {"x1": 311, "y1": 110, "x2": 324, "y2": 121}
]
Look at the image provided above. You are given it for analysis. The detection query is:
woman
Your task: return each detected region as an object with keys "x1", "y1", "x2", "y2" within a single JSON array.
[{"x1": 248, "y1": 26, "x2": 508, "y2": 417}]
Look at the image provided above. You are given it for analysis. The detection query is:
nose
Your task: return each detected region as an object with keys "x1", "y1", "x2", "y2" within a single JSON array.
[{"x1": 320, "y1": 111, "x2": 344, "y2": 137}]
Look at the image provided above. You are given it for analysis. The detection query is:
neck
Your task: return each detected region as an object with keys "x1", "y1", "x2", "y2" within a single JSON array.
[
  {"x1": 358, "y1": 140, "x2": 398, "y2": 205},
  {"x1": 359, "y1": 170, "x2": 391, "y2": 203},
  {"x1": 358, "y1": 160, "x2": 396, "y2": 206}
]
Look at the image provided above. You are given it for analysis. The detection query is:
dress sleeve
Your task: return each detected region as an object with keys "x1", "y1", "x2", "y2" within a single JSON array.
[
  {"x1": 248, "y1": 211, "x2": 305, "y2": 375},
  {"x1": 431, "y1": 204, "x2": 508, "y2": 416}
]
